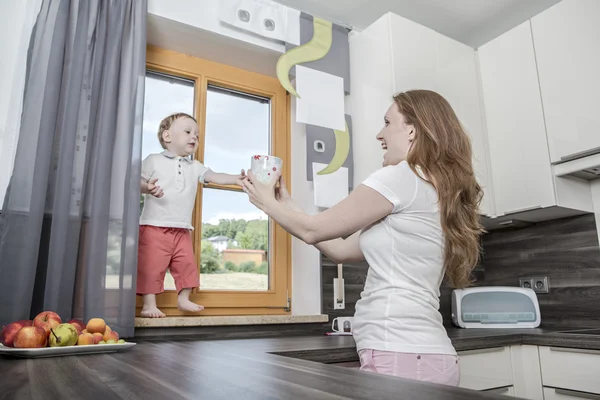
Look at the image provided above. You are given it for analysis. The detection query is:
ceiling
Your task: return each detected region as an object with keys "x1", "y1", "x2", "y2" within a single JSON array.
[{"x1": 272, "y1": 0, "x2": 561, "y2": 47}]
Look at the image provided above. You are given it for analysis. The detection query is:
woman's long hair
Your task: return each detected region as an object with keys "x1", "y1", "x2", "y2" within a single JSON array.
[{"x1": 394, "y1": 90, "x2": 485, "y2": 288}]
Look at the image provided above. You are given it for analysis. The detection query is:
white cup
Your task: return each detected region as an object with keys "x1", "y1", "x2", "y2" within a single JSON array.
[
  {"x1": 250, "y1": 155, "x2": 283, "y2": 184},
  {"x1": 332, "y1": 316, "x2": 353, "y2": 333}
]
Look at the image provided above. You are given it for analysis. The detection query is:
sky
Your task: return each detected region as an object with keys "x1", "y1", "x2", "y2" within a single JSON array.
[{"x1": 142, "y1": 72, "x2": 269, "y2": 225}]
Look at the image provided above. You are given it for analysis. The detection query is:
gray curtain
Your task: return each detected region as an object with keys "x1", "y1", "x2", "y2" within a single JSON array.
[{"x1": 0, "y1": 0, "x2": 147, "y2": 338}]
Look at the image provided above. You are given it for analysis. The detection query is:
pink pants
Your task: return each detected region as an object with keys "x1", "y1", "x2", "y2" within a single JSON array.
[
  {"x1": 358, "y1": 349, "x2": 460, "y2": 386},
  {"x1": 136, "y1": 225, "x2": 199, "y2": 295}
]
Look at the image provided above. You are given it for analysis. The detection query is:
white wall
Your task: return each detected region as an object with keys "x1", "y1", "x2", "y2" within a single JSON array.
[
  {"x1": 147, "y1": 0, "x2": 286, "y2": 53},
  {"x1": 0, "y1": 0, "x2": 42, "y2": 207}
]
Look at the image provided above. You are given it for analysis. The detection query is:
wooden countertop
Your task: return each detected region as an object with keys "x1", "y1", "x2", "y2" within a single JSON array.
[{"x1": 3, "y1": 327, "x2": 600, "y2": 399}]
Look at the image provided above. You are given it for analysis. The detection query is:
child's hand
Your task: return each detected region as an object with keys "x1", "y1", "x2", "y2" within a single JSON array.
[
  {"x1": 236, "y1": 169, "x2": 246, "y2": 187},
  {"x1": 147, "y1": 178, "x2": 164, "y2": 198}
]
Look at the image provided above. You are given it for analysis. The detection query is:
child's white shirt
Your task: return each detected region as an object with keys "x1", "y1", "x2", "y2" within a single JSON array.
[{"x1": 140, "y1": 151, "x2": 210, "y2": 230}]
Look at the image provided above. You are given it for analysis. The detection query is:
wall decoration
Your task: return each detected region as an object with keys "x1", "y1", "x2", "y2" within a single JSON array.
[
  {"x1": 219, "y1": 0, "x2": 301, "y2": 44},
  {"x1": 276, "y1": 16, "x2": 332, "y2": 98},
  {"x1": 306, "y1": 115, "x2": 353, "y2": 186},
  {"x1": 295, "y1": 65, "x2": 345, "y2": 130},
  {"x1": 285, "y1": 12, "x2": 350, "y2": 94}
]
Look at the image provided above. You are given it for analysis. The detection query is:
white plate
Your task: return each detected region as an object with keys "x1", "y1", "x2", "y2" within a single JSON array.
[{"x1": 0, "y1": 342, "x2": 136, "y2": 358}]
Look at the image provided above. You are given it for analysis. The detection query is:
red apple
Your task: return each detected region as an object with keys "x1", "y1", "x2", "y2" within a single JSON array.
[
  {"x1": 67, "y1": 319, "x2": 85, "y2": 334},
  {"x1": 0, "y1": 320, "x2": 33, "y2": 347},
  {"x1": 33, "y1": 311, "x2": 62, "y2": 337},
  {"x1": 13, "y1": 326, "x2": 47, "y2": 348}
]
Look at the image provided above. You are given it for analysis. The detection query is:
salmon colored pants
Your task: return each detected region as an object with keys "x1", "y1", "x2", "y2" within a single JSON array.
[
  {"x1": 136, "y1": 225, "x2": 199, "y2": 295},
  {"x1": 358, "y1": 349, "x2": 460, "y2": 386}
]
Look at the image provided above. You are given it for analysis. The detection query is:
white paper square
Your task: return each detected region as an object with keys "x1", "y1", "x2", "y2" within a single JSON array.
[
  {"x1": 312, "y1": 162, "x2": 349, "y2": 208},
  {"x1": 296, "y1": 66, "x2": 345, "y2": 131}
]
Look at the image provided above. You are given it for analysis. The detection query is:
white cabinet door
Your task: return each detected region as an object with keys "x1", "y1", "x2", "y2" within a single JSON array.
[
  {"x1": 458, "y1": 347, "x2": 513, "y2": 391},
  {"x1": 531, "y1": 0, "x2": 600, "y2": 163},
  {"x1": 437, "y1": 35, "x2": 492, "y2": 216},
  {"x1": 478, "y1": 21, "x2": 556, "y2": 216},
  {"x1": 539, "y1": 346, "x2": 600, "y2": 395},
  {"x1": 389, "y1": 13, "x2": 438, "y2": 93},
  {"x1": 484, "y1": 386, "x2": 515, "y2": 397}
]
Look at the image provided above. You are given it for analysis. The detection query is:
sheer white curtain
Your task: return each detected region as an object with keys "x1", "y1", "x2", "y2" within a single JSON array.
[{"x1": 0, "y1": 0, "x2": 43, "y2": 206}]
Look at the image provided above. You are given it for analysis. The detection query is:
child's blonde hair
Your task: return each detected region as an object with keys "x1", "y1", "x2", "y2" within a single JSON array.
[{"x1": 157, "y1": 112, "x2": 197, "y2": 149}]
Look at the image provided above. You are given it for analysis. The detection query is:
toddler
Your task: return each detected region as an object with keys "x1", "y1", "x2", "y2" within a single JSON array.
[{"x1": 137, "y1": 112, "x2": 245, "y2": 318}]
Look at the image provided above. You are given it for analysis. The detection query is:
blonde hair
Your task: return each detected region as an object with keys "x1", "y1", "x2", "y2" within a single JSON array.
[
  {"x1": 157, "y1": 112, "x2": 196, "y2": 149},
  {"x1": 394, "y1": 90, "x2": 485, "y2": 288}
]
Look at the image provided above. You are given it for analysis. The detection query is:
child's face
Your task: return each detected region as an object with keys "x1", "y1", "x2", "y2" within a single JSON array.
[{"x1": 163, "y1": 117, "x2": 199, "y2": 157}]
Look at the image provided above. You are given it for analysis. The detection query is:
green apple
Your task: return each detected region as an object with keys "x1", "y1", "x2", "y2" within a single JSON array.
[
  {"x1": 49, "y1": 323, "x2": 78, "y2": 347},
  {"x1": 117, "y1": 339, "x2": 125, "y2": 344},
  {"x1": 98, "y1": 340, "x2": 106, "y2": 344},
  {"x1": 106, "y1": 339, "x2": 117, "y2": 344}
]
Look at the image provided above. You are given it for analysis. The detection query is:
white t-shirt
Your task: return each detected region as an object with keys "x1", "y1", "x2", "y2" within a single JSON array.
[
  {"x1": 352, "y1": 160, "x2": 456, "y2": 355},
  {"x1": 139, "y1": 151, "x2": 210, "y2": 230}
]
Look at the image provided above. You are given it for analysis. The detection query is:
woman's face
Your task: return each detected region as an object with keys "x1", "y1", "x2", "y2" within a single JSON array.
[{"x1": 376, "y1": 103, "x2": 415, "y2": 167}]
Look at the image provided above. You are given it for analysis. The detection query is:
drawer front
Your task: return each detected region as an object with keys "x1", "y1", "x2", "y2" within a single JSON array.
[
  {"x1": 543, "y1": 387, "x2": 600, "y2": 400},
  {"x1": 458, "y1": 347, "x2": 513, "y2": 390},
  {"x1": 539, "y1": 346, "x2": 600, "y2": 394}
]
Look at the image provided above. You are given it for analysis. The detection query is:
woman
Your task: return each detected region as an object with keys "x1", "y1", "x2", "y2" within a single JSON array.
[{"x1": 241, "y1": 90, "x2": 484, "y2": 386}]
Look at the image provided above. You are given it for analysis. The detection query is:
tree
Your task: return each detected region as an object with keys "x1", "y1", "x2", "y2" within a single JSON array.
[
  {"x1": 235, "y1": 219, "x2": 268, "y2": 251},
  {"x1": 200, "y1": 241, "x2": 220, "y2": 274}
]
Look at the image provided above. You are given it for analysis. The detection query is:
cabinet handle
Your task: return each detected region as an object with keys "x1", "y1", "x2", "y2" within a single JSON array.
[
  {"x1": 555, "y1": 388, "x2": 600, "y2": 399},
  {"x1": 550, "y1": 347, "x2": 600, "y2": 356},
  {"x1": 483, "y1": 386, "x2": 510, "y2": 394},
  {"x1": 458, "y1": 347, "x2": 505, "y2": 356},
  {"x1": 503, "y1": 205, "x2": 541, "y2": 215},
  {"x1": 559, "y1": 146, "x2": 600, "y2": 163}
]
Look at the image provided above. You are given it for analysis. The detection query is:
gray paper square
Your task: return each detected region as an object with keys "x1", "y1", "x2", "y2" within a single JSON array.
[
  {"x1": 306, "y1": 114, "x2": 353, "y2": 188},
  {"x1": 286, "y1": 13, "x2": 351, "y2": 94}
]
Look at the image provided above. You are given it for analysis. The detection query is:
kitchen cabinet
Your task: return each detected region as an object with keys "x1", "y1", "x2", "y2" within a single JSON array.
[
  {"x1": 477, "y1": 21, "x2": 593, "y2": 220},
  {"x1": 457, "y1": 346, "x2": 513, "y2": 391},
  {"x1": 539, "y1": 346, "x2": 600, "y2": 396},
  {"x1": 531, "y1": 0, "x2": 600, "y2": 163},
  {"x1": 350, "y1": 12, "x2": 493, "y2": 216},
  {"x1": 543, "y1": 387, "x2": 600, "y2": 400}
]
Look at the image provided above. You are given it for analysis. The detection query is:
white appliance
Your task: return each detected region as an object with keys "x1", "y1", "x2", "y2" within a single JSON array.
[{"x1": 451, "y1": 286, "x2": 541, "y2": 329}]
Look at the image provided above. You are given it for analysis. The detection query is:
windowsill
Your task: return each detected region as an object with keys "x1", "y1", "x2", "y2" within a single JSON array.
[{"x1": 134, "y1": 314, "x2": 329, "y2": 328}]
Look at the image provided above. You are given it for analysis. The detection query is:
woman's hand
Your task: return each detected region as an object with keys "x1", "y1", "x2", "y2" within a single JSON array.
[
  {"x1": 242, "y1": 171, "x2": 281, "y2": 213},
  {"x1": 275, "y1": 176, "x2": 301, "y2": 212}
]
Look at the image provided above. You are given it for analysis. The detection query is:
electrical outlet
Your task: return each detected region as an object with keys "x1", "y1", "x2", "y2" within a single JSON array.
[
  {"x1": 532, "y1": 276, "x2": 549, "y2": 293},
  {"x1": 519, "y1": 278, "x2": 533, "y2": 289},
  {"x1": 519, "y1": 276, "x2": 549, "y2": 293}
]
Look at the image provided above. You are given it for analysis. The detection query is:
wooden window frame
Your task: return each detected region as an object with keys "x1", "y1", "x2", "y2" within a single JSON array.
[{"x1": 136, "y1": 46, "x2": 292, "y2": 316}]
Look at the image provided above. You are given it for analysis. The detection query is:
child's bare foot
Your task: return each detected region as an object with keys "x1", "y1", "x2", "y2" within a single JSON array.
[
  {"x1": 177, "y1": 298, "x2": 204, "y2": 312},
  {"x1": 140, "y1": 305, "x2": 166, "y2": 318},
  {"x1": 140, "y1": 294, "x2": 165, "y2": 318}
]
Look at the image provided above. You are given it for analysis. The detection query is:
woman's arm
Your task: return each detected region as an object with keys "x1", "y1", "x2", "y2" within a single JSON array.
[
  {"x1": 262, "y1": 184, "x2": 393, "y2": 245},
  {"x1": 314, "y1": 233, "x2": 364, "y2": 264}
]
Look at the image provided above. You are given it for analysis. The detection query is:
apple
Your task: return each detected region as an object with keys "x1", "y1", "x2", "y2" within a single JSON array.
[
  {"x1": 67, "y1": 319, "x2": 85, "y2": 334},
  {"x1": 92, "y1": 332, "x2": 104, "y2": 344},
  {"x1": 86, "y1": 318, "x2": 106, "y2": 334},
  {"x1": 33, "y1": 311, "x2": 62, "y2": 336},
  {"x1": 81, "y1": 329, "x2": 88, "y2": 335},
  {"x1": 13, "y1": 326, "x2": 47, "y2": 348},
  {"x1": 106, "y1": 339, "x2": 117, "y2": 344},
  {"x1": 48, "y1": 323, "x2": 78, "y2": 347},
  {"x1": 0, "y1": 320, "x2": 32, "y2": 347},
  {"x1": 77, "y1": 332, "x2": 94, "y2": 346},
  {"x1": 103, "y1": 331, "x2": 119, "y2": 342},
  {"x1": 117, "y1": 339, "x2": 125, "y2": 344},
  {"x1": 104, "y1": 325, "x2": 112, "y2": 335},
  {"x1": 98, "y1": 340, "x2": 106, "y2": 344}
]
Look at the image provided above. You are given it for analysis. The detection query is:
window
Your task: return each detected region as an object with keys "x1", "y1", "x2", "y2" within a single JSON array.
[{"x1": 137, "y1": 46, "x2": 291, "y2": 316}]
